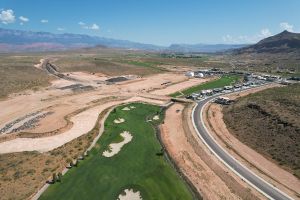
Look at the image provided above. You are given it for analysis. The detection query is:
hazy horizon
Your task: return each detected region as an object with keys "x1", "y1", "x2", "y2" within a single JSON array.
[{"x1": 1, "y1": 0, "x2": 300, "y2": 46}]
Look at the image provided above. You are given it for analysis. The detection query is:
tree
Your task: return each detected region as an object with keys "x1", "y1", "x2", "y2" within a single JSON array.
[
  {"x1": 52, "y1": 173, "x2": 57, "y2": 183},
  {"x1": 57, "y1": 172, "x2": 62, "y2": 182},
  {"x1": 74, "y1": 160, "x2": 78, "y2": 167},
  {"x1": 66, "y1": 158, "x2": 72, "y2": 166}
]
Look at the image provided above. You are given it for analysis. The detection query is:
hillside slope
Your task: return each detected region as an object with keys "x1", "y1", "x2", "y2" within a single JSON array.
[
  {"x1": 236, "y1": 30, "x2": 300, "y2": 54},
  {"x1": 223, "y1": 84, "x2": 300, "y2": 178}
]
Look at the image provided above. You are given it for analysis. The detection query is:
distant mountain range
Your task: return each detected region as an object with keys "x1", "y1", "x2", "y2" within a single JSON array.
[
  {"x1": 166, "y1": 43, "x2": 248, "y2": 53},
  {"x1": 0, "y1": 28, "x2": 248, "y2": 53},
  {"x1": 235, "y1": 30, "x2": 300, "y2": 54},
  {"x1": 0, "y1": 28, "x2": 163, "y2": 52}
]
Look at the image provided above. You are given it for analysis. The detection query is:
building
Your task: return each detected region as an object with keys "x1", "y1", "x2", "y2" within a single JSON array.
[
  {"x1": 214, "y1": 97, "x2": 233, "y2": 105},
  {"x1": 185, "y1": 71, "x2": 195, "y2": 77},
  {"x1": 194, "y1": 73, "x2": 204, "y2": 78},
  {"x1": 201, "y1": 89, "x2": 213, "y2": 96}
]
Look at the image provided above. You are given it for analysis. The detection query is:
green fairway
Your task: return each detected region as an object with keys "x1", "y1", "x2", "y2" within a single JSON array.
[
  {"x1": 170, "y1": 75, "x2": 241, "y2": 97},
  {"x1": 40, "y1": 103, "x2": 193, "y2": 200}
]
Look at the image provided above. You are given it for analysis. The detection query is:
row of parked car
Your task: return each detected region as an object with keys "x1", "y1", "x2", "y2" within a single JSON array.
[{"x1": 186, "y1": 80, "x2": 267, "y2": 101}]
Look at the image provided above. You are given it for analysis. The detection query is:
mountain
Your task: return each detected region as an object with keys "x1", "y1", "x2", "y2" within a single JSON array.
[
  {"x1": 0, "y1": 28, "x2": 163, "y2": 52},
  {"x1": 235, "y1": 30, "x2": 300, "y2": 54},
  {"x1": 0, "y1": 28, "x2": 248, "y2": 53},
  {"x1": 166, "y1": 43, "x2": 248, "y2": 53}
]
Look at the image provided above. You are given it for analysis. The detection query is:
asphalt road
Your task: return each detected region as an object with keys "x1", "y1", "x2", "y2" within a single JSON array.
[{"x1": 192, "y1": 89, "x2": 293, "y2": 200}]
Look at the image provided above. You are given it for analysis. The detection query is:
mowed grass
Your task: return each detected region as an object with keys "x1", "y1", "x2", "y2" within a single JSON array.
[
  {"x1": 40, "y1": 103, "x2": 193, "y2": 200},
  {"x1": 170, "y1": 75, "x2": 241, "y2": 97}
]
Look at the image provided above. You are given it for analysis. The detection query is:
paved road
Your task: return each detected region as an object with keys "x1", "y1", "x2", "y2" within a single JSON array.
[{"x1": 192, "y1": 89, "x2": 293, "y2": 200}]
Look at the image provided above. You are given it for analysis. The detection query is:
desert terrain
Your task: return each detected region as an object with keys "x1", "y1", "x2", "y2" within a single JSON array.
[{"x1": 0, "y1": 48, "x2": 299, "y2": 200}]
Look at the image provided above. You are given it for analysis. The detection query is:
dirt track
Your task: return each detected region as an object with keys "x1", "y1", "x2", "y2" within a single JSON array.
[
  {"x1": 0, "y1": 96, "x2": 168, "y2": 153},
  {"x1": 150, "y1": 77, "x2": 213, "y2": 95},
  {"x1": 160, "y1": 103, "x2": 263, "y2": 199},
  {"x1": 0, "y1": 71, "x2": 212, "y2": 153}
]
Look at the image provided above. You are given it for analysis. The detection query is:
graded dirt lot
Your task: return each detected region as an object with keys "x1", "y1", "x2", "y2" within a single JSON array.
[
  {"x1": 202, "y1": 84, "x2": 300, "y2": 199},
  {"x1": 160, "y1": 103, "x2": 263, "y2": 199},
  {"x1": 150, "y1": 77, "x2": 213, "y2": 95},
  {"x1": 0, "y1": 72, "x2": 192, "y2": 140}
]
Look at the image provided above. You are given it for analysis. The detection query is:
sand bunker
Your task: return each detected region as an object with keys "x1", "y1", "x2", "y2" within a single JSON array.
[
  {"x1": 153, "y1": 115, "x2": 160, "y2": 120},
  {"x1": 114, "y1": 118, "x2": 125, "y2": 124},
  {"x1": 122, "y1": 107, "x2": 130, "y2": 111},
  {"x1": 118, "y1": 189, "x2": 142, "y2": 200},
  {"x1": 102, "y1": 131, "x2": 133, "y2": 157},
  {"x1": 122, "y1": 106, "x2": 135, "y2": 111}
]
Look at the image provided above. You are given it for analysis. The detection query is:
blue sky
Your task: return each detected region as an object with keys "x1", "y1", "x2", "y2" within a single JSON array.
[{"x1": 0, "y1": 0, "x2": 299, "y2": 46}]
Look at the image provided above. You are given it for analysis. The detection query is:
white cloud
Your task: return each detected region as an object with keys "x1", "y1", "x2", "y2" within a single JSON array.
[
  {"x1": 19, "y1": 16, "x2": 29, "y2": 22},
  {"x1": 57, "y1": 27, "x2": 65, "y2": 31},
  {"x1": 79, "y1": 22, "x2": 100, "y2": 30},
  {"x1": 89, "y1": 23, "x2": 99, "y2": 30},
  {"x1": 222, "y1": 28, "x2": 273, "y2": 44},
  {"x1": 280, "y1": 22, "x2": 293, "y2": 32},
  {"x1": 222, "y1": 35, "x2": 235, "y2": 43},
  {"x1": 260, "y1": 28, "x2": 272, "y2": 37},
  {"x1": 41, "y1": 19, "x2": 48, "y2": 23},
  {"x1": 0, "y1": 9, "x2": 15, "y2": 24}
]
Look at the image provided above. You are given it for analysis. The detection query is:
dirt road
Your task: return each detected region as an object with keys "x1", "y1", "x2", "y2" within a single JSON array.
[
  {"x1": 160, "y1": 103, "x2": 262, "y2": 199},
  {"x1": 0, "y1": 71, "x2": 211, "y2": 153}
]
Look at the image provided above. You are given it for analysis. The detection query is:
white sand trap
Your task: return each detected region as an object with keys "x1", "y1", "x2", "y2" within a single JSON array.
[
  {"x1": 103, "y1": 131, "x2": 133, "y2": 157},
  {"x1": 130, "y1": 106, "x2": 136, "y2": 109},
  {"x1": 122, "y1": 107, "x2": 130, "y2": 111},
  {"x1": 118, "y1": 189, "x2": 142, "y2": 200},
  {"x1": 114, "y1": 118, "x2": 125, "y2": 124},
  {"x1": 153, "y1": 115, "x2": 160, "y2": 120}
]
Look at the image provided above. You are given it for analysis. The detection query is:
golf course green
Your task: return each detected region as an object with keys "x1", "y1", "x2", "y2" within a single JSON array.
[
  {"x1": 170, "y1": 75, "x2": 241, "y2": 97},
  {"x1": 40, "y1": 103, "x2": 194, "y2": 200}
]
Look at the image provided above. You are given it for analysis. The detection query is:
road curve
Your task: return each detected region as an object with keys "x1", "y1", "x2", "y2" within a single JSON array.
[{"x1": 192, "y1": 89, "x2": 293, "y2": 200}]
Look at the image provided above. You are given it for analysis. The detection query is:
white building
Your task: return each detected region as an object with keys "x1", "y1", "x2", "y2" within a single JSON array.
[
  {"x1": 185, "y1": 71, "x2": 195, "y2": 77},
  {"x1": 195, "y1": 73, "x2": 204, "y2": 78}
]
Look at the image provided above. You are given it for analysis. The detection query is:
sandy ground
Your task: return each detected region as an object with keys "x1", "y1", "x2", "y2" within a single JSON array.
[
  {"x1": 0, "y1": 71, "x2": 193, "y2": 140},
  {"x1": 153, "y1": 115, "x2": 159, "y2": 120},
  {"x1": 122, "y1": 107, "x2": 131, "y2": 111},
  {"x1": 118, "y1": 73, "x2": 188, "y2": 93},
  {"x1": 160, "y1": 103, "x2": 263, "y2": 200},
  {"x1": 114, "y1": 118, "x2": 125, "y2": 124},
  {"x1": 151, "y1": 77, "x2": 213, "y2": 95},
  {"x1": 0, "y1": 68, "x2": 228, "y2": 173},
  {"x1": 203, "y1": 85, "x2": 300, "y2": 198},
  {"x1": 0, "y1": 95, "x2": 168, "y2": 154},
  {"x1": 34, "y1": 59, "x2": 45, "y2": 69},
  {"x1": 102, "y1": 131, "x2": 132, "y2": 157},
  {"x1": 118, "y1": 189, "x2": 142, "y2": 200},
  {"x1": 61, "y1": 71, "x2": 108, "y2": 87}
]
